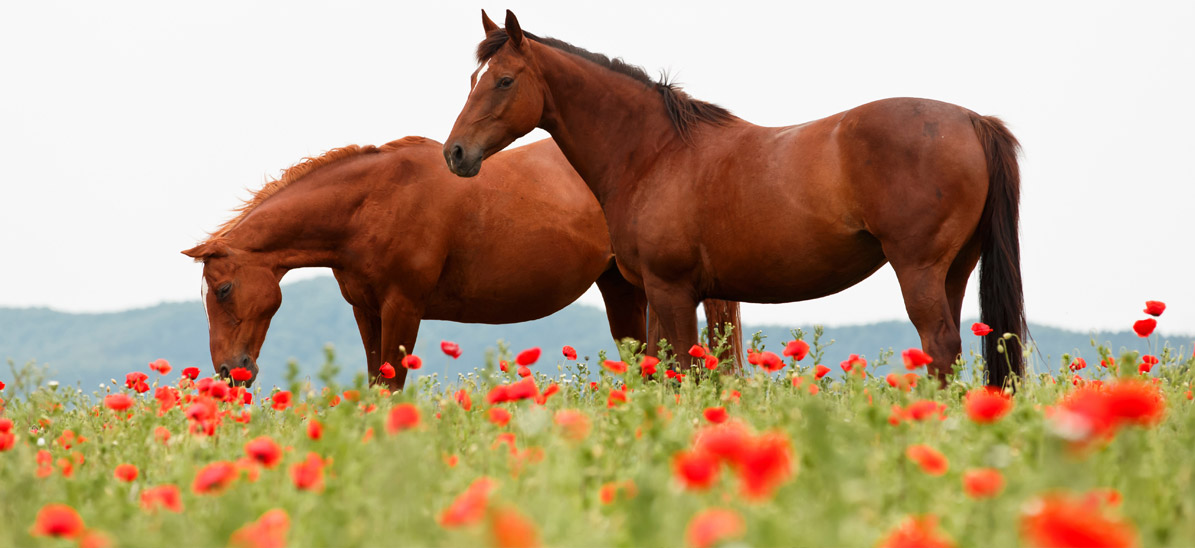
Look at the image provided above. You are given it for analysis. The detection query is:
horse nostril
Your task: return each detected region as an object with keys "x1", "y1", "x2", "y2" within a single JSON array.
[
  {"x1": 219, "y1": 365, "x2": 230, "y2": 378},
  {"x1": 451, "y1": 144, "x2": 464, "y2": 163}
]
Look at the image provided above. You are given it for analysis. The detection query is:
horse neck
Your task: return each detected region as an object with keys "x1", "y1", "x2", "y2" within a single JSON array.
[
  {"x1": 533, "y1": 44, "x2": 678, "y2": 205},
  {"x1": 222, "y1": 171, "x2": 366, "y2": 270}
]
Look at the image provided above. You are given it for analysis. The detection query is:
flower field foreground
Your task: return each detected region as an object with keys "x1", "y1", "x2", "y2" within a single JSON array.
[{"x1": 2, "y1": 325, "x2": 1195, "y2": 547}]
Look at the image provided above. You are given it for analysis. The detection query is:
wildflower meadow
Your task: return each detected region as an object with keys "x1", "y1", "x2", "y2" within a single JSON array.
[{"x1": 1, "y1": 301, "x2": 1193, "y2": 547}]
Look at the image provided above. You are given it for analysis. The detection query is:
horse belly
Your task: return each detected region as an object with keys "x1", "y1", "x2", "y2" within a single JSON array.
[
  {"x1": 424, "y1": 229, "x2": 611, "y2": 324},
  {"x1": 706, "y1": 228, "x2": 888, "y2": 304}
]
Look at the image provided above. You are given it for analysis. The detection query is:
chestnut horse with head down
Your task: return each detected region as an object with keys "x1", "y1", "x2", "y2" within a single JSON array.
[
  {"x1": 183, "y1": 137, "x2": 741, "y2": 389},
  {"x1": 444, "y1": 11, "x2": 1026, "y2": 387}
]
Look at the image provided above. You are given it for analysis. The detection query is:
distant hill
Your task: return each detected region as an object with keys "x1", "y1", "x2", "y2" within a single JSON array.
[{"x1": 1, "y1": 276, "x2": 1190, "y2": 390}]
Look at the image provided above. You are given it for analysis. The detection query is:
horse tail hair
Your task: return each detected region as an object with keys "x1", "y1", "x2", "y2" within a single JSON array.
[
  {"x1": 702, "y1": 299, "x2": 744, "y2": 374},
  {"x1": 971, "y1": 114, "x2": 1026, "y2": 388}
]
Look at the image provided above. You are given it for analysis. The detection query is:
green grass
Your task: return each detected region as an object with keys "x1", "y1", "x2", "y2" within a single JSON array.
[{"x1": 1, "y1": 335, "x2": 1192, "y2": 547}]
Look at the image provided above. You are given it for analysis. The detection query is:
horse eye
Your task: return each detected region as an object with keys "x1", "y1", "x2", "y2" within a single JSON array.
[
  {"x1": 497, "y1": 77, "x2": 514, "y2": 89},
  {"x1": 216, "y1": 283, "x2": 232, "y2": 300}
]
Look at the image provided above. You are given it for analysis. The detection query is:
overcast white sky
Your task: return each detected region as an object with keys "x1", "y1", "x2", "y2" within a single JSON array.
[{"x1": 1, "y1": 1, "x2": 1192, "y2": 336}]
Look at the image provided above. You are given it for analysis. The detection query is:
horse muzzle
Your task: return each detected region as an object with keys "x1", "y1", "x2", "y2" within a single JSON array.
[{"x1": 444, "y1": 142, "x2": 484, "y2": 178}]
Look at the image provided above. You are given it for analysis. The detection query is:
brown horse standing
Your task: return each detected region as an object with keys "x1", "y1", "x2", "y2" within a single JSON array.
[
  {"x1": 444, "y1": 11, "x2": 1025, "y2": 386},
  {"x1": 183, "y1": 137, "x2": 741, "y2": 389}
]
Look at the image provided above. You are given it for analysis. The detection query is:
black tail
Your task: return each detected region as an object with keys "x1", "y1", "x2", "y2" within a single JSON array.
[
  {"x1": 971, "y1": 114, "x2": 1026, "y2": 388},
  {"x1": 703, "y1": 299, "x2": 744, "y2": 374}
]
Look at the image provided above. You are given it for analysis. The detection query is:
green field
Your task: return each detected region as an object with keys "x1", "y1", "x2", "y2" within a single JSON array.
[{"x1": 1, "y1": 327, "x2": 1192, "y2": 548}]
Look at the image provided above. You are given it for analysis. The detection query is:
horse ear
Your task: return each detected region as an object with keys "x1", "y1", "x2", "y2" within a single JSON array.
[
  {"x1": 181, "y1": 241, "x2": 228, "y2": 262},
  {"x1": 481, "y1": 9, "x2": 498, "y2": 34},
  {"x1": 504, "y1": 10, "x2": 523, "y2": 49}
]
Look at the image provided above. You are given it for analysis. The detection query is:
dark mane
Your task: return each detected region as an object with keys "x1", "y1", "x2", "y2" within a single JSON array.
[{"x1": 477, "y1": 30, "x2": 734, "y2": 141}]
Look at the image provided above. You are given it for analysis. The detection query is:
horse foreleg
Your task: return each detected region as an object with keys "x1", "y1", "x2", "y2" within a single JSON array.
[
  {"x1": 351, "y1": 305, "x2": 383, "y2": 382},
  {"x1": 644, "y1": 282, "x2": 701, "y2": 371},
  {"x1": 378, "y1": 296, "x2": 423, "y2": 391}
]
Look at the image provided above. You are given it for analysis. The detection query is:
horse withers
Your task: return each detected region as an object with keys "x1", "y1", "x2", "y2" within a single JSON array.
[
  {"x1": 443, "y1": 11, "x2": 1025, "y2": 387},
  {"x1": 183, "y1": 137, "x2": 741, "y2": 389}
]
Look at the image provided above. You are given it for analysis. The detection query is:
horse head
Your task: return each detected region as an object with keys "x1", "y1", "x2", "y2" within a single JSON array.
[
  {"x1": 181, "y1": 240, "x2": 283, "y2": 387},
  {"x1": 445, "y1": 10, "x2": 546, "y2": 177}
]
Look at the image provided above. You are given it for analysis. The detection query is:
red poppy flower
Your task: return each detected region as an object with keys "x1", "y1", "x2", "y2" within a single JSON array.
[
  {"x1": 703, "y1": 407, "x2": 729, "y2": 424},
  {"x1": 673, "y1": 450, "x2": 720, "y2": 490},
  {"x1": 0, "y1": 417, "x2": 11, "y2": 434},
  {"x1": 694, "y1": 421, "x2": 753, "y2": 464},
  {"x1": 1021, "y1": 491, "x2": 1138, "y2": 548},
  {"x1": 1102, "y1": 379, "x2": 1166, "y2": 427},
  {"x1": 441, "y1": 340, "x2": 462, "y2": 359},
  {"x1": 0, "y1": 432, "x2": 14, "y2": 452},
  {"x1": 455, "y1": 389, "x2": 473, "y2": 411},
  {"x1": 840, "y1": 354, "x2": 867, "y2": 375},
  {"x1": 29, "y1": 503, "x2": 85, "y2": 538},
  {"x1": 756, "y1": 351, "x2": 784, "y2": 373},
  {"x1": 641, "y1": 356, "x2": 659, "y2": 377},
  {"x1": 401, "y1": 354, "x2": 422, "y2": 370},
  {"x1": 534, "y1": 383, "x2": 560, "y2": 405},
  {"x1": 685, "y1": 508, "x2": 745, "y2": 548},
  {"x1": 688, "y1": 345, "x2": 706, "y2": 358},
  {"x1": 906, "y1": 444, "x2": 949, "y2": 476},
  {"x1": 229, "y1": 367, "x2": 252, "y2": 382},
  {"x1": 488, "y1": 407, "x2": 511, "y2": 427},
  {"x1": 878, "y1": 515, "x2": 955, "y2": 548},
  {"x1": 378, "y1": 362, "x2": 396, "y2": 379},
  {"x1": 245, "y1": 436, "x2": 283, "y2": 468},
  {"x1": 489, "y1": 506, "x2": 540, "y2": 548},
  {"x1": 554, "y1": 410, "x2": 591, "y2": 441},
  {"x1": 1140, "y1": 355, "x2": 1158, "y2": 366},
  {"x1": 1143, "y1": 300, "x2": 1165, "y2": 317},
  {"x1": 486, "y1": 385, "x2": 512, "y2": 405},
  {"x1": 562, "y1": 345, "x2": 577, "y2": 360},
  {"x1": 971, "y1": 322, "x2": 993, "y2": 336},
  {"x1": 514, "y1": 365, "x2": 530, "y2": 378},
  {"x1": 814, "y1": 364, "x2": 831, "y2": 379},
  {"x1": 192, "y1": 461, "x2": 238, "y2": 494},
  {"x1": 907, "y1": 399, "x2": 946, "y2": 421},
  {"x1": 140, "y1": 484, "x2": 183, "y2": 513},
  {"x1": 114, "y1": 463, "x2": 138, "y2": 482},
  {"x1": 387, "y1": 403, "x2": 421, "y2": 433},
  {"x1": 149, "y1": 358, "x2": 172, "y2": 375},
  {"x1": 603, "y1": 360, "x2": 628, "y2": 374},
  {"x1": 499, "y1": 360, "x2": 509, "y2": 373},
  {"x1": 965, "y1": 387, "x2": 1013, "y2": 424},
  {"x1": 607, "y1": 388, "x2": 628, "y2": 408},
  {"x1": 736, "y1": 431, "x2": 794, "y2": 499},
  {"x1": 962, "y1": 468, "x2": 1004, "y2": 499},
  {"x1": 104, "y1": 393, "x2": 134, "y2": 412},
  {"x1": 783, "y1": 340, "x2": 810, "y2": 361},
  {"x1": 125, "y1": 371, "x2": 150, "y2": 393},
  {"x1": 270, "y1": 391, "x2": 292, "y2": 411},
  {"x1": 229, "y1": 508, "x2": 290, "y2": 548},
  {"x1": 0, "y1": 380, "x2": 5, "y2": 390},
  {"x1": 439, "y1": 477, "x2": 496, "y2": 528},
  {"x1": 515, "y1": 347, "x2": 541, "y2": 366},
  {"x1": 1132, "y1": 318, "x2": 1156, "y2": 338},
  {"x1": 306, "y1": 419, "x2": 323, "y2": 441},
  {"x1": 902, "y1": 348, "x2": 933, "y2": 370},
  {"x1": 1069, "y1": 358, "x2": 1087, "y2": 371},
  {"x1": 182, "y1": 367, "x2": 200, "y2": 379},
  {"x1": 289, "y1": 453, "x2": 326, "y2": 492},
  {"x1": 508, "y1": 377, "x2": 539, "y2": 401}
]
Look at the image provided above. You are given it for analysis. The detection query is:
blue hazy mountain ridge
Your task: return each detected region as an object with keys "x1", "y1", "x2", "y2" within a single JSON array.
[{"x1": 0, "y1": 276, "x2": 1188, "y2": 391}]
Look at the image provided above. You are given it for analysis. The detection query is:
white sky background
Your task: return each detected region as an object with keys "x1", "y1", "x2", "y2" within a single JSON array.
[{"x1": 1, "y1": 1, "x2": 1192, "y2": 335}]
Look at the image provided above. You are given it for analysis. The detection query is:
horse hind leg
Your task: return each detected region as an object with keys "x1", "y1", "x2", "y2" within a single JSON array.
[
  {"x1": 594, "y1": 265, "x2": 649, "y2": 347},
  {"x1": 945, "y1": 237, "x2": 982, "y2": 334},
  {"x1": 888, "y1": 253, "x2": 962, "y2": 385}
]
